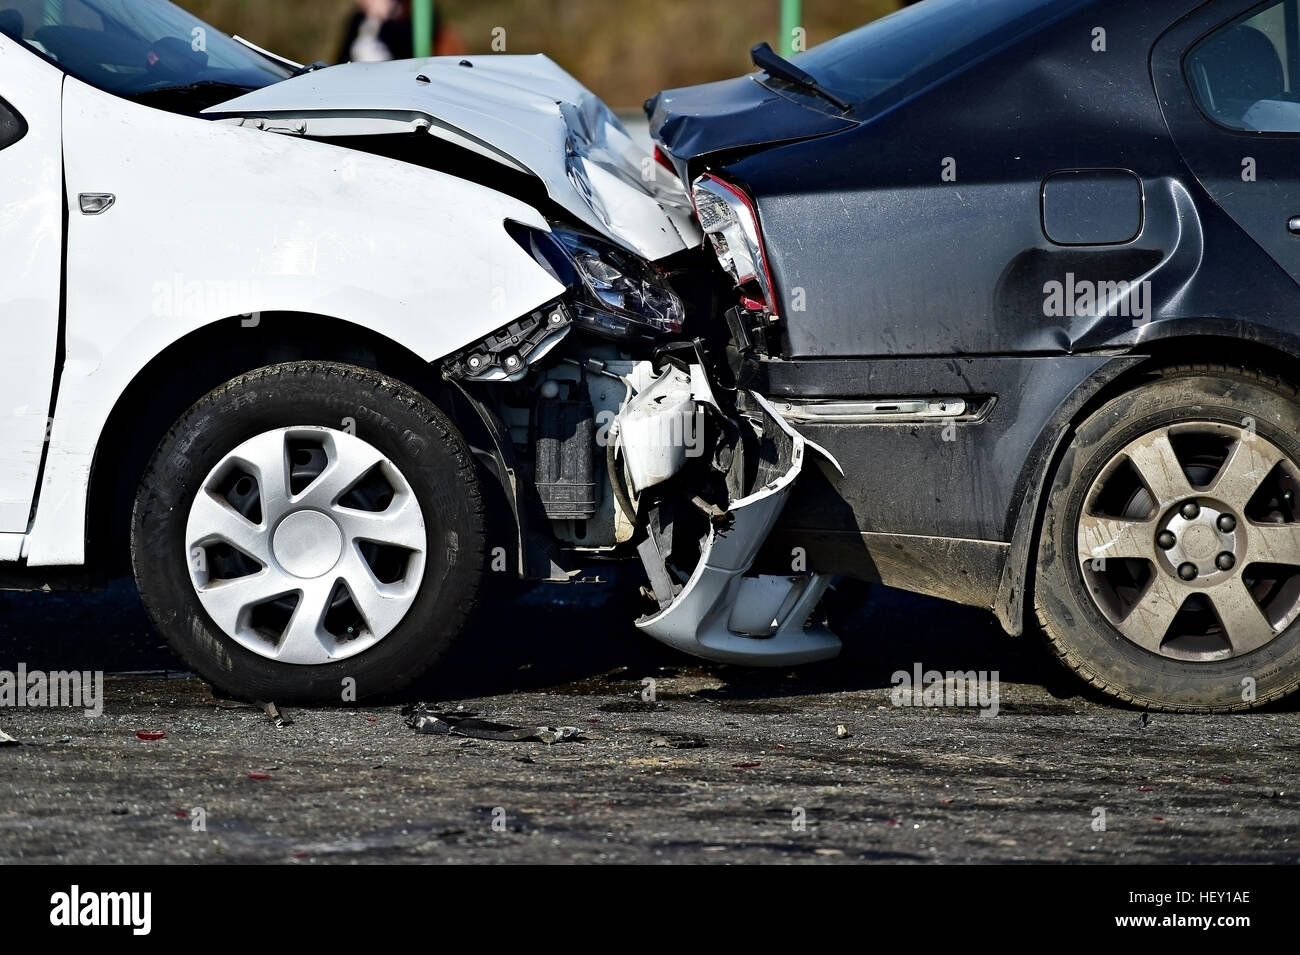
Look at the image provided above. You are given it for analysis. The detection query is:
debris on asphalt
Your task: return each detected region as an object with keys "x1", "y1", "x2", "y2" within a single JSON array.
[
  {"x1": 259, "y1": 701, "x2": 293, "y2": 728},
  {"x1": 248, "y1": 771, "x2": 271, "y2": 780},
  {"x1": 204, "y1": 695, "x2": 250, "y2": 710},
  {"x1": 0, "y1": 729, "x2": 18, "y2": 747},
  {"x1": 651, "y1": 734, "x2": 706, "y2": 749},
  {"x1": 836, "y1": 724, "x2": 851, "y2": 738},
  {"x1": 135, "y1": 731, "x2": 166, "y2": 741},
  {"x1": 404, "y1": 704, "x2": 582, "y2": 744},
  {"x1": 598, "y1": 700, "x2": 669, "y2": 713}
]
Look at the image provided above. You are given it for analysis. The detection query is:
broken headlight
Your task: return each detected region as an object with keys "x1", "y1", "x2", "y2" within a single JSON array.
[{"x1": 510, "y1": 224, "x2": 685, "y2": 342}]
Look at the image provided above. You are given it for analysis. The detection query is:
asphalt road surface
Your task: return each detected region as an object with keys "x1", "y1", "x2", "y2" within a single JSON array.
[{"x1": 0, "y1": 576, "x2": 1296, "y2": 864}]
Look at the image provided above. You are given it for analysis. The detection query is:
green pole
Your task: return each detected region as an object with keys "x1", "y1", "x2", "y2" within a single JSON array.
[
  {"x1": 780, "y1": 0, "x2": 802, "y2": 57},
  {"x1": 413, "y1": 0, "x2": 434, "y2": 58}
]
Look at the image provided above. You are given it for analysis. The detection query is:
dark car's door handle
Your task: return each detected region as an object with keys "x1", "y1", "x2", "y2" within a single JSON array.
[{"x1": 1289, "y1": 215, "x2": 1300, "y2": 235}]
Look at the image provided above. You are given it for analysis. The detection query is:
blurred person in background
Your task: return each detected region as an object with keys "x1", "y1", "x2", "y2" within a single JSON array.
[{"x1": 338, "y1": 0, "x2": 463, "y2": 63}]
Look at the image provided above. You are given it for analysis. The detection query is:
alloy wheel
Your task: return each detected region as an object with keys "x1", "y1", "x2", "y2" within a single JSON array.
[{"x1": 1077, "y1": 421, "x2": 1300, "y2": 661}]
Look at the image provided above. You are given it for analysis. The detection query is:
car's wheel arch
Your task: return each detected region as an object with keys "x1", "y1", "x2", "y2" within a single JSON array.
[
  {"x1": 81, "y1": 312, "x2": 522, "y2": 580},
  {"x1": 997, "y1": 332, "x2": 1300, "y2": 636}
]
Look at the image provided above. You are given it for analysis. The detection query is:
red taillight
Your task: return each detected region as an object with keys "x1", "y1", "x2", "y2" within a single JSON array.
[
  {"x1": 695, "y1": 173, "x2": 779, "y2": 315},
  {"x1": 653, "y1": 145, "x2": 675, "y2": 172}
]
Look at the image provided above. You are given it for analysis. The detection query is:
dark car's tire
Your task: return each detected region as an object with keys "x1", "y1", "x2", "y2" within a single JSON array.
[
  {"x1": 1035, "y1": 364, "x2": 1300, "y2": 711},
  {"x1": 131, "y1": 361, "x2": 485, "y2": 703}
]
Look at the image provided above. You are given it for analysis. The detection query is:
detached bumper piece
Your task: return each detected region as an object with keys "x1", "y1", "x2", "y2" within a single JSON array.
[{"x1": 632, "y1": 392, "x2": 841, "y2": 666}]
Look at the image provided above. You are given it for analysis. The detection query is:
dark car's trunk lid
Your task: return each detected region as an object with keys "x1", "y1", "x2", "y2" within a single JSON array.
[{"x1": 646, "y1": 74, "x2": 856, "y2": 171}]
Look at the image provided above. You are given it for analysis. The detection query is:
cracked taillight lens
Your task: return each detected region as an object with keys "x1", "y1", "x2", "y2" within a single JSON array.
[{"x1": 691, "y1": 174, "x2": 778, "y2": 316}]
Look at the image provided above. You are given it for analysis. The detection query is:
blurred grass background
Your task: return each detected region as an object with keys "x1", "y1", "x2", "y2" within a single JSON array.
[{"x1": 184, "y1": 0, "x2": 903, "y2": 108}]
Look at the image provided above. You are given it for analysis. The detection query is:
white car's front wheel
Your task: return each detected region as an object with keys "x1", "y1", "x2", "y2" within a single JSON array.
[{"x1": 132, "y1": 361, "x2": 485, "y2": 703}]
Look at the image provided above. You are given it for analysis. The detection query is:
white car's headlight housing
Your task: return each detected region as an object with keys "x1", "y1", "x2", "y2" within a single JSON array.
[
  {"x1": 691, "y1": 174, "x2": 778, "y2": 315},
  {"x1": 511, "y1": 224, "x2": 685, "y2": 342}
]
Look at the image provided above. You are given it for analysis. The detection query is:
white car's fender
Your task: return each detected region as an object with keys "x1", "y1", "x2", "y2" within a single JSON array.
[{"x1": 24, "y1": 77, "x2": 565, "y2": 565}]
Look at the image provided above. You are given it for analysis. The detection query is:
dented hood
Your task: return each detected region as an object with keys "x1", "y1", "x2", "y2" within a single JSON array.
[{"x1": 205, "y1": 55, "x2": 700, "y2": 260}]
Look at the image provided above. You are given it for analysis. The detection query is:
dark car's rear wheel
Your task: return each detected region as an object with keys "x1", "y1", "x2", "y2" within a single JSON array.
[
  {"x1": 131, "y1": 361, "x2": 485, "y2": 703},
  {"x1": 1035, "y1": 365, "x2": 1300, "y2": 711}
]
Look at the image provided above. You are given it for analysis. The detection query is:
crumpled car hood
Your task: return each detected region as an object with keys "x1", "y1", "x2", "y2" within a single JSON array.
[{"x1": 205, "y1": 55, "x2": 700, "y2": 261}]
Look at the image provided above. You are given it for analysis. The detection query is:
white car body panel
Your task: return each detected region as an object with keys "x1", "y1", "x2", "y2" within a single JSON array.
[
  {"x1": 0, "y1": 42, "x2": 63, "y2": 532},
  {"x1": 24, "y1": 75, "x2": 566, "y2": 565},
  {"x1": 204, "y1": 55, "x2": 702, "y2": 262}
]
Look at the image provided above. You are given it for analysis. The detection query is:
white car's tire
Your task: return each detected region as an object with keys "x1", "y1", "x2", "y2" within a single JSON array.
[{"x1": 131, "y1": 361, "x2": 485, "y2": 703}]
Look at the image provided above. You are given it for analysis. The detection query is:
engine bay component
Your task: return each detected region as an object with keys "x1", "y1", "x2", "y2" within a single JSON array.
[
  {"x1": 614, "y1": 364, "x2": 700, "y2": 496},
  {"x1": 534, "y1": 387, "x2": 598, "y2": 520},
  {"x1": 443, "y1": 302, "x2": 572, "y2": 382}
]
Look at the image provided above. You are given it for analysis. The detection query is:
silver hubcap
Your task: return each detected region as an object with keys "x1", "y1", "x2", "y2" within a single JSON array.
[
  {"x1": 1077, "y1": 422, "x2": 1300, "y2": 661},
  {"x1": 272, "y1": 511, "x2": 344, "y2": 578},
  {"x1": 185, "y1": 427, "x2": 427, "y2": 664}
]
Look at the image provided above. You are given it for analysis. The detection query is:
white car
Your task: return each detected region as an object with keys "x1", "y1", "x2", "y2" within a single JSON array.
[{"x1": 0, "y1": 0, "x2": 835, "y2": 701}]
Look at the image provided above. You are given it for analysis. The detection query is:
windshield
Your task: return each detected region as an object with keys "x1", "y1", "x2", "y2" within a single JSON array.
[
  {"x1": 0, "y1": 0, "x2": 292, "y2": 109},
  {"x1": 790, "y1": 0, "x2": 1091, "y2": 115}
]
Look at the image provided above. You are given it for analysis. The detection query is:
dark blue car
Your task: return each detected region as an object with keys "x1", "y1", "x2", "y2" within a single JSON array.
[{"x1": 647, "y1": 0, "x2": 1300, "y2": 710}]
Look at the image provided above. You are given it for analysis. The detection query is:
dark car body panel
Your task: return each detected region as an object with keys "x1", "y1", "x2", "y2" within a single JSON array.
[
  {"x1": 752, "y1": 352, "x2": 1144, "y2": 628},
  {"x1": 717, "y1": 0, "x2": 1298, "y2": 359},
  {"x1": 650, "y1": 0, "x2": 1300, "y2": 632},
  {"x1": 645, "y1": 75, "x2": 855, "y2": 175}
]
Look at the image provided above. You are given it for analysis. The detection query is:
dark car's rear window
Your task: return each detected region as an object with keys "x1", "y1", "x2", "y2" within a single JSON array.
[{"x1": 793, "y1": 0, "x2": 1091, "y2": 115}]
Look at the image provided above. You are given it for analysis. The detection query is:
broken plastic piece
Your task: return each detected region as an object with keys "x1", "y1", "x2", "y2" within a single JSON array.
[
  {"x1": 259, "y1": 701, "x2": 293, "y2": 728},
  {"x1": 405, "y1": 705, "x2": 581, "y2": 744},
  {"x1": 616, "y1": 364, "x2": 699, "y2": 494},
  {"x1": 635, "y1": 393, "x2": 841, "y2": 665}
]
